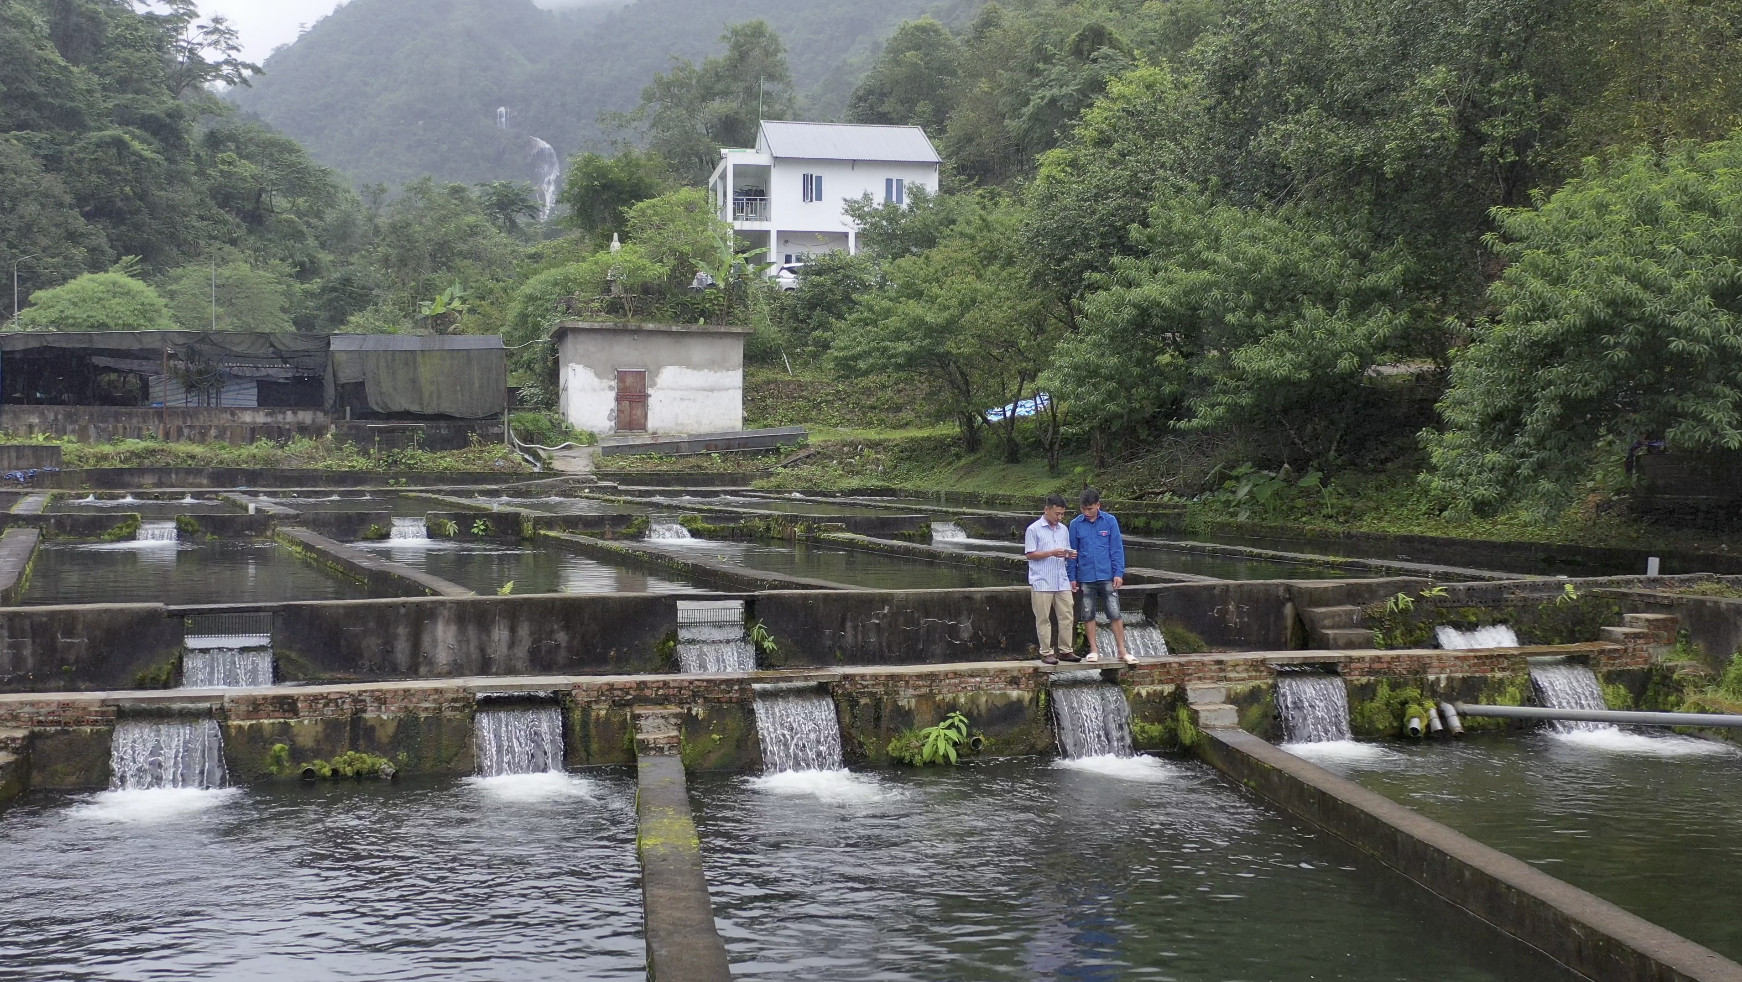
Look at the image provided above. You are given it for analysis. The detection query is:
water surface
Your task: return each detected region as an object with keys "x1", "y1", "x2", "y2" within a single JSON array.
[
  {"x1": 23, "y1": 540, "x2": 383, "y2": 605},
  {"x1": 354, "y1": 539, "x2": 705, "y2": 595},
  {"x1": 0, "y1": 774, "x2": 643, "y2": 980},
  {"x1": 1313, "y1": 732, "x2": 1742, "y2": 960},
  {"x1": 645, "y1": 538, "x2": 1018, "y2": 589},
  {"x1": 690, "y1": 758, "x2": 1576, "y2": 980}
]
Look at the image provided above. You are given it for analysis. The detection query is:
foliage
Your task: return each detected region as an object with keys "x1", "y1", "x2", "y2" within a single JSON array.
[
  {"x1": 497, "y1": 580, "x2": 515, "y2": 596},
  {"x1": 471, "y1": 518, "x2": 494, "y2": 536},
  {"x1": 747, "y1": 620, "x2": 778, "y2": 660},
  {"x1": 11, "y1": 434, "x2": 525, "y2": 473},
  {"x1": 361, "y1": 523, "x2": 389, "y2": 541},
  {"x1": 1721, "y1": 653, "x2": 1742, "y2": 701},
  {"x1": 173, "y1": 515, "x2": 202, "y2": 537},
  {"x1": 887, "y1": 711, "x2": 974, "y2": 766},
  {"x1": 15, "y1": 271, "x2": 174, "y2": 331},
  {"x1": 431, "y1": 518, "x2": 459, "y2": 538},
  {"x1": 559, "y1": 148, "x2": 671, "y2": 239},
  {"x1": 264, "y1": 743, "x2": 293, "y2": 776},
  {"x1": 101, "y1": 515, "x2": 141, "y2": 542},
  {"x1": 510, "y1": 411, "x2": 593, "y2": 448},
  {"x1": 1349, "y1": 679, "x2": 1426, "y2": 738},
  {"x1": 1159, "y1": 619, "x2": 1205, "y2": 655},
  {"x1": 159, "y1": 258, "x2": 300, "y2": 333},
  {"x1": 844, "y1": 18, "x2": 960, "y2": 134},
  {"x1": 1427, "y1": 136, "x2": 1742, "y2": 515}
]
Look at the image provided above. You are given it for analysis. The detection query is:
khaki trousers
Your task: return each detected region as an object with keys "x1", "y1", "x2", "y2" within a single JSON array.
[{"x1": 1031, "y1": 589, "x2": 1074, "y2": 655}]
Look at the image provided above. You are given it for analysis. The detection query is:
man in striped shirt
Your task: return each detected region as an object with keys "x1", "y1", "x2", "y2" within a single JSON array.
[{"x1": 1025, "y1": 493, "x2": 1079, "y2": 665}]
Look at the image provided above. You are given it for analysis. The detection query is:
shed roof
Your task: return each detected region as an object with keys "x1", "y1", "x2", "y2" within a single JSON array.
[
  {"x1": 757, "y1": 121, "x2": 941, "y2": 164},
  {"x1": 330, "y1": 334, "x2": 504, "y2": 350}
]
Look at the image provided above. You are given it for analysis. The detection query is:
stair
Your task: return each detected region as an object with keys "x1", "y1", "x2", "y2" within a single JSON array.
[
  {"x1": 1318, "y1": 627, "x2": 1377, "y2": 650},
  {"x1": 1299, "y1": 604, "x2": 1376, "y2": 649}
]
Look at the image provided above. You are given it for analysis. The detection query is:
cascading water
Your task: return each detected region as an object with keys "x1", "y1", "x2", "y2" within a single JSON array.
[
  {"x1": 930, "y1": 522, "x2": 967, "y2": 542},
  {"x1": 1437, "y1": 624, "x2": 1520, "y2": 649},
  {"x1": 473, "y1": 698, "x2": 566, "y2": 776},
  {"x1": 497, "y1": 105, "x2": 560, "y2": 221},
  {"x1": 180, "y1": 646, "x2": 273, "y2": 688},
  {"x1": 136, "y1": 521, "x2": 177, "y2": 542},
  {"x1": 674, "y1": 599, "x2": 754, "y2": 672},
  {"x1": 109, "y1": 717, "x2": 228, "y2": 790},
  {"x1": 390, "y1": 517, "x2": 428, "y2": 540},
  {"x1": 647, "y1": 522, "x2": 692, "y2": 541},
  {"x1": 752, "y1": 684, "x2": 844, "y2": 773},
  {"x1": 1528, "y1": 660, "x2": 1614, "y2": 734},
  {"x1": 1095, "y1": 614, "x2": 1170, "y2": 660},
  {"x1": 1049, "y1": 673, "x2": 1135, "y2": 758},
  {"x1": 1275, "y1": 671, "x2": 1354, "y2": 743}
]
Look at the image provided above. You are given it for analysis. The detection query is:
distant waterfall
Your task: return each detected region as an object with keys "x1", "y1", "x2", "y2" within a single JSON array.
[
  {"x1": 181, "y1": 646, "x2": 273, "y2": 688},
  {"x1": 1049, "y1": 673, "x2": 1134, "y2": 758},
  {"x1": 496, "y1": 105, "x2": 560, "y2": 221},
  {"x1": 110, "y1": 718, "x2": 228, "y2": 790},
  {"x1": 1275, "y1": 671, "x2": 1353, "y2": 743},
  {"x1": 930, "y1": 522, "x2": 967, "y2": 542},
  {"x1": 752, "y1": 684, "x2": 844, "y2": 773},
  {"x1": 675, "y1": 599, "x2": 754, "y2": 673},
  {"x1": 1529, "y1": 661, "x2": 1614, "y2": 734},
  {"x1": 1437, "y1": 624, "x2": 1520, "y2": 649},
  {"x1": 390, "y1": 517, "x2": 428, "y2": 540},
  {"x1": 136, "y1": 521, "x2": 177, "y2": 542},
  {"x1": 474, "y1": 698, "x2": 566, "y2": 776},
  {"x1": 1095, "y1": 614, "x2": 1170, "y2": 660}
]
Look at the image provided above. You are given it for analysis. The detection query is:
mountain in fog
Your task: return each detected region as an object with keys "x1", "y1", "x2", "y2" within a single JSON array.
[{"x1": 230, "y1": 0, "x2": 969, "y2": 189}]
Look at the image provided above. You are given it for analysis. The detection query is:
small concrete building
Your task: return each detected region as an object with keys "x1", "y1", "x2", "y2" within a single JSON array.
[{"x1": 556, "y1": 321, "x2": 750, "y2": 437}]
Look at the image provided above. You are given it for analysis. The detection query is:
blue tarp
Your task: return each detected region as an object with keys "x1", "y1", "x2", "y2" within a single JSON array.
[{"x1": 984, "y1": 392, "x2": 1052, "y2": 423}]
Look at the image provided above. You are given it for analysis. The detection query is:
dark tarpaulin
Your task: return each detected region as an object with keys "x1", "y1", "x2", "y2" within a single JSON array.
[
  {"x1": 327, "y1": 335, "x2": 506, "y2": 419},
  {"x1": 0, "y1": 330, "x2": 330, "y2": 371}
]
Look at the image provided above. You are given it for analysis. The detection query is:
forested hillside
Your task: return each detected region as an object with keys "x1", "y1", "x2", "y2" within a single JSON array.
[{"x1": 229, "y1": 0, "x2": 975, "y2": 189}]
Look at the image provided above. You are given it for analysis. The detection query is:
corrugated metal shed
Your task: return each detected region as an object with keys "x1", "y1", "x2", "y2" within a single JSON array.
[
  {"x1": 329, "y1": 335, "x2": 504, "y2": 350},
  {"x1": 758, "y1": 121, "x2": 941, "y2": 164}
]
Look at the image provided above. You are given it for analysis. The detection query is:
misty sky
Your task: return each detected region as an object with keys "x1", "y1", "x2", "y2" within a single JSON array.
[{"x1": 198, "y1": 0, "x2": 617, "y2": 65}]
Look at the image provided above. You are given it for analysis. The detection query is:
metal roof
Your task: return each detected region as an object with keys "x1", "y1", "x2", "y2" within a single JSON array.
[
  {"x1": 329, "y1": 334, "x2": 504, "y2": 350},
  {"x1": 758, "y1": 121, "x2": 941, "y2": 164}
]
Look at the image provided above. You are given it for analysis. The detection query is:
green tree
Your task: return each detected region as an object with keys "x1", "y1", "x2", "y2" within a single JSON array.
[
  {"x1": 623, "y1": 188, "x2": 734, "y2": 291},
  {"x1": 16, "y1": 270, "x2": 174, "y2": 331},
  {"x1": 159, "y1": 258, "x2": 299, "y2": 332},
  {"x1": 558, "y1": 148, "x2": 670, "y2": 239},
  {"x1": 831, "y1": 195, "x2": 1058, "y2": 459},
  {"x1": 1426, "y1": 136, "x2": 1742, "y2": 515},
  {"x1": 845, "y1": 18, "x2": 961, "y2": 133},
  {"x1": 615, "y1": 20, "x2": 796, "y2": 182},
  {"x1": 475, "y1": 181, "x2": 541, "y2": 236}
]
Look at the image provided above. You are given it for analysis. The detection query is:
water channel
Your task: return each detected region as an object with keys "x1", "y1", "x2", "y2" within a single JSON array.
[
  {"x1": 644, "y1": 538, "x2": 1018, "y2": 589},
  {"x1": 353, "y1": 539, "x2": 705, "y2": 595},
  {"x1": 0, "y1": 776, "x2": 644, "y2": 980},
  {"x1": 23, "y1": 539, "x2": 394, "y2": 605},
  {"x1": 688, "y1": 757, "x2": 1577, "y2": 981},
  {"x1": 1313, "y1": 732, "x2": 1742, "y2": 962}
]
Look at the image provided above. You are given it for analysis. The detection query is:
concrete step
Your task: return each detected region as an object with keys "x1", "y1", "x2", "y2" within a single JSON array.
[
  {"x1": 1318, "y1": 627, "x2": 1377, "y2": 650},
  {"x1": 632, "y1": 707, "x2": 684, "y2": 757},
  {"x1": 1189, "y1": 702, "x2": 1239, "y2": 729},
  {"x1": 1598, "y1": 626, "x2": 1648, "y2": 645},
  {"x1": 1302, "y1": 605, "x2": 1365, "y2": 630},
  {"x1": 1622, "y1": 613, "x2": 1679, "y2": 643},
  {"x1": 1185, "y1": 683, "x2": 1226, "y2": 705}
]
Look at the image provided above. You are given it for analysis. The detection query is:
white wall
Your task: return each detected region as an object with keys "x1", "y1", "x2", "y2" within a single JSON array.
[
  {"x1": 558, "y1": 327, "x2": 745, "y2": 437},
  {"x1": 766, "y1": 157, "x2": 938, "y2": 237}
]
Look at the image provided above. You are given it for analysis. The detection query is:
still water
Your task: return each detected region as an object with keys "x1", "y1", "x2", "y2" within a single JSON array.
[
  {"x1": 256, "y1": 493, "x2": 434, "y2": 517},
  {"x1": 354, "y1": 539, "x2": 705, "y2": 595},
  {"x1": 0, "y1": 774, "x2": 643, "y2": 981},
  {"x1": 1306, "y1": 731, "x2": 1742, "y2": 961},
  {"x1": 23, "y1": 540, "x2": 385, "y2": 605},
  {"x1": 690, "y1": 757, "x2": 1576, "y2": 980},
  {"x1": 646, "y1": 538, "x2": 1018, "y2": 589}
]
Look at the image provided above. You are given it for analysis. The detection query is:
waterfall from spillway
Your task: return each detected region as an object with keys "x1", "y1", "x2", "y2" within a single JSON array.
[
  {"x1": 1529, "y1": 660, "x2": 1614, "y2": 734},
  {"x1": 136, "y1": 521, "x2": 177, "y2": 542},
  {"x1": 647, "y1": 522, "x2": 692, "y2": 540},
  {"x1": 1094, "y1": 614, "x2": 1170, "y2": 659},
  {"x1": 181, "y1": 645, "x2": 273, "y2": 688},
  {"x1": 109, "y1": 718, "x2": 228, "y2": 790},
  {"x1": 1437, "y1": 624, "x2": 1520, "y2": 649},
  {"x1": 930, "y1": 522, "x2": 967, "y2": 542},
  {"x1": 474, "y1": 700, "x2": 566, "y2": 776},
  {"x1": 1050, "y1": 673, "x2": 1134, "y2": 758},
  {"x1": 753, "y1": 684, "x2": 844, "y2": 773},
  {"x1": 390, "y1": 517, "x2": 428, "y2": 540},
  {"x1": 674, "y1": 599, "x2": 754, "y2": 672},
  {"x1": 1275, "y1": 671, "x2": 1353, "y2": 743}
]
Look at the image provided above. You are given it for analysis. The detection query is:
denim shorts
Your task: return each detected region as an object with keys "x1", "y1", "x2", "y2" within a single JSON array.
[{"x1": 1078, "y1": 580, "x2": 1122, "y2": 624}]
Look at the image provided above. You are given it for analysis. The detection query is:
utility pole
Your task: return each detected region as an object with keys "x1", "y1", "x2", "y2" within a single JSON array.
[{"x1": 11, "y1": 254, "x2": 40, "y2": 327}]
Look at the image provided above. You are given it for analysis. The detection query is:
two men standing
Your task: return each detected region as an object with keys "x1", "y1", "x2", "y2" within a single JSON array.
[{"x1": 1025, "y1": 488, "x2": 1135, "y2": 665}]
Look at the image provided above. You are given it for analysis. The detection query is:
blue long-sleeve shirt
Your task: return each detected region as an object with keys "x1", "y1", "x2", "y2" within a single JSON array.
[{"x1": 1067, "y1": 511, "x2": 1125, "y2": 583}]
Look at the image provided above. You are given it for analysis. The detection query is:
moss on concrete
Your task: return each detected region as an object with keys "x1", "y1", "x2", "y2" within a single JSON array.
[
  {"x1": 1366, "y1": 593, "x2": 1623, "y2": 650},
  {"x1": 678, "y1": 703, "x2": 759, "y2": 771},
  {"x1": 131, "y1": 653, "x2": 181, "y2": 689},
  {"x1": 26, "y1": 727, "x2": 111, "y2": 788}
]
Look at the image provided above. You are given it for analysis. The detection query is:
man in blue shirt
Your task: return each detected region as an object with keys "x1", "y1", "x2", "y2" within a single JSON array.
[
  {"x1": 1067, "y1": 487, "x2": 1134, "y2": 664},
  {"x1": 1024, "y1": 493, "x2": 1078, "y2": 665}
]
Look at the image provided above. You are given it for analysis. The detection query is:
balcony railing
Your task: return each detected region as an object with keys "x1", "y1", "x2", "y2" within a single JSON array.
[{"x1": 732, "y1": 196, "x2": 770, "y2": 222}]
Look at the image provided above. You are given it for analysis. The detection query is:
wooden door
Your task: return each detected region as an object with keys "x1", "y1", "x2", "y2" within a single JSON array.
[{"x1": 616, "y1": 369, "x2": 648, "y2": 432}]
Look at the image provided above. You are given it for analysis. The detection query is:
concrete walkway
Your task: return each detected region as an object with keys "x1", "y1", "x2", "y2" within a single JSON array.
[{"x1": 549, "y1": 445, "x2": 595, "y2": 475}]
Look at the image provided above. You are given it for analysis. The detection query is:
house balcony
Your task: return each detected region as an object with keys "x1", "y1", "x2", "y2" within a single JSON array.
[{"x1": 732, "y1": 196, "x2": 770, "y2": 223}]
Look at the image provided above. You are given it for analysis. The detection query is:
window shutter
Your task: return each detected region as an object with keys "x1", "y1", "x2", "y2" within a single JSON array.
[
  {"x1": 885, "y1": 178, "x2": 894, "y2": 202},
  {"x1": 814, "y1": 174, "x2": 822, "y2": 201},
  {"x1": 896, "y1": 179, "x2": 905, "y2": 205},
  {"x1": 802, "y1": 174, "x2": 812, "y2": 202}
]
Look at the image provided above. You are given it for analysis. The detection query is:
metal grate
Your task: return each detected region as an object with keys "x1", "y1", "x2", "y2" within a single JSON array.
[
  {"x1": 184, "y1": 611, "x2": 273, "y2": 649},
  {"x1": 676, "y1": 599, "x2": 745, "y2": 625}
]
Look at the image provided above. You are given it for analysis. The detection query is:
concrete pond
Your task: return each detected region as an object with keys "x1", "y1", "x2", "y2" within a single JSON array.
[{"x1": 4, "y1": 473, "x2": 1742, "y2": 982}]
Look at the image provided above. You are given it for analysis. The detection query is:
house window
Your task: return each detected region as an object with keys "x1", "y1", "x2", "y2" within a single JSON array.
[
  {"x1": 884, "y1": 178, "x2": 905, "y2": 205},
  {"x1": 802, "y1": 173, "x2": 823, "y2": 203}
]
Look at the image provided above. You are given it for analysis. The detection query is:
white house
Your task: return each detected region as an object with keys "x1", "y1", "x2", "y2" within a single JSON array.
[
  {"x1": 555, "y1": 320, "x2": 750, "y2": 437},
  {"x1": 708, "y1": 120, "x2": 942, "y2": 266}
]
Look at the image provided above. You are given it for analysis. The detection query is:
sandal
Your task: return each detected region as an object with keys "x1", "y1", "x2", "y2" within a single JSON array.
[
  {"x1": 1083, "y1": 652, "x2": 1101, "y2": 663},
  {"x1": 1121, "y1": 652, "x2": 1140, "y2": 665}
]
